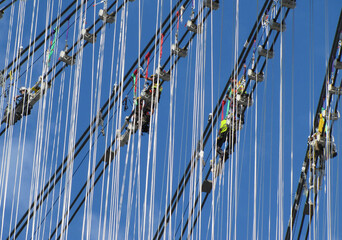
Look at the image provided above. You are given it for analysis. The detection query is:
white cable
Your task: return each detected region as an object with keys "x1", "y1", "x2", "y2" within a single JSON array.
[
  {"x1": 59, "y1": 1, "x2": 87, "y2": 239},
  {"x1": 104, "y1": 1, "x2": 120, "y2": 239},
  {"x1": 252, "y1": 71, "x2": 258, "y2": 240},
  {"x1": 0, "y1": 0, "x2": 29, "y2": 237},
  {"x1": 112, "y1": 2, "x2": 131, "y2": 238},
  {"x1": 24, "y1": 0, "x2": 55, "y2": 239},
  {"x1": 277, "y1": 5, "x2": 284, "y2": 240},
  {"x1": 141, "y1": 0, "x2": 161, "y2": 239},
  {"x1": 110, "y1": 1, "x2": 128, "y2": 237},
  {"x1": 6, "y1": 0, "x2": 39, "y2": 238}
]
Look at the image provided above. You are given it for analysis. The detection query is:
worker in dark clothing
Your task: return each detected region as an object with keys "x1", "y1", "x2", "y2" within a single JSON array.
[
  {"x1": 15, "y1": 87, "x2": 32, "y2": 117},
  {"x1": 132, "y1": 96, "x2": 151, "y2": 134},
  {"x1": 2, "y1": 87, "x2": 32, "y2": 125},
  {"x1": 216, "y1": 116, "x2": 237, "y2": 160},
  {"x1": 141, "y1": 74, "x2": 163, "y2": 105},
  {"x1": 137, "y1": 74, "x2": 162, "y2": 133},
  {"x1": 216, "y1": 118, "x2": 228, "y2": 149}
]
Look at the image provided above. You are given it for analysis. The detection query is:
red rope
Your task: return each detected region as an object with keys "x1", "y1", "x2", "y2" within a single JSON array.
[
  {"x1": 133, "y1": 69, "x2": 138, "y2": 96},
  {"x1": 160, "y1": 34, "x2": 164, "y2": 59},
  {"x1": 145, "y1": 52, "x2": 150, "y2": 78},
  {"x1": 221, "y1": 100, "x2": 226, "y2": 121},
  {"x1": 176, "y1": 11, "x2": 180, "y2": 31}
]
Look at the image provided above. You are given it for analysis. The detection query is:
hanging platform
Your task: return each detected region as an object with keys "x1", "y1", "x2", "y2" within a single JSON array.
[
  {"x1": 328, "y1": 83, "x2": 342, "y2": 95},
  {"x1": 116, "y1": 117, "x2": 129, "y2": 138},
  {"x1": 120, "y1": 130, "x2": 130, "y2": 147},
  {"x1": 155, "y1": 67, "x2": 170, "y2": 81},
  {"x1": 281, "y1": 0, "x2": 296, "y2": 9},
  {"x1": 247, "y1": 69, "x2": 264, "y2": 82},
  {"x1": 236, "y1": 93, "x2": 253, "y2": 107},
  {"x1": 322, "y1": 110, "x2": 340, "y2": 121},
  {"x1": 1, "y1": 104, "x2": 18, "y2": 126},
  {"x1": 269, "y1": 19, "x2": 286, "y2": 32},
  {"x1": 101, "y1": 148, "x2": 115, "y2": 162},
  {"x1": 333, "y1": 59, "x2": 342, "y2": 69},
  {"x1": 119, "y1": 122, "x2": 137, "y2": 147},
  {"x1": 81, "y1": 28, "x2": 96, "y2": 43},
  {"x1": 186, "y1": 20, "x2": 198, "y2": 33},
  {"x1": 202, "y1": 180, "x2": 213, "y2": 193},
  {"x1": 203, "y1": 0, "x2": 219, "y2": 10},
  {"x1": 171, "y1": 44, "x2": 188, "y2": 58},
  {"x1": 99, "y1": 9, "x2": 115, "y2": 23},
  {"x1": 257, "y1": 45, "x2": 274, "y2": 59},
  {"x1": 29, "y1": 78, "x2": 48, "y2": 106},
  {"x1": 59, "y1": 50, "x2": 75, "y2": 65}
]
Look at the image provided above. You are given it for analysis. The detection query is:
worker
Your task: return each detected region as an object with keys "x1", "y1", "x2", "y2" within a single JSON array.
[
  {"x1": 132, "y1": 96, "x2": 152, "y2": 134},
  {"x1": 144, "y1": 74, "x2": 163, "y2": 103},
  {"x1": 15, "y1": 87, "x2": 32, "y2": 116},
  {"x1": 216, "y1": 117, "x2": 237, "y2": 161}
]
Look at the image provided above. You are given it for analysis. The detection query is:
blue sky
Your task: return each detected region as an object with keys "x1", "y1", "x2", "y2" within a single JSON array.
[{"x1": 0, "y1": 0, "x2": 342, "y2": 239}]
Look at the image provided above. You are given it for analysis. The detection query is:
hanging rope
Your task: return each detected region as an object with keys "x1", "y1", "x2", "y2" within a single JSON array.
[
  {"x1": 64, "y1": 18, "x2": 70, "y2": 51},
  {"x1": 176, "y1": 11, "x2": 180, "y2": 31},
  {"x1": 145, "y1": 52, "x2": 150, "y2": 78},
  {"x1": 175, "y1": 10, "x2": 180, "y2": 43},
  {"x1": 133, "y1": 69, "x2": 138, "y2": 104},
  {"x1": 221, "y1": 99, "x2": 226, "y2": 121},
  {"x1": 48, "y1": 27, "x2": 59, "y2": 65},
  {"x1": 160, "y1": 34, "x2": 164, "y2": 59},
  {"x1": 225, "y1": 85, "x2": 232, "y2": 119}
]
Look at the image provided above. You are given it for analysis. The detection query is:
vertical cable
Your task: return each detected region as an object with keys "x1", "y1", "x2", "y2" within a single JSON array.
[{"x1": 278, "y1": 3, "x2": 284, "y2": 240}]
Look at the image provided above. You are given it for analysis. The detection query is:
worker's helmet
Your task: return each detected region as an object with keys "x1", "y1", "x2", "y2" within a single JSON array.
[{"x1": 19, "y1": 87, "x2": 27, "y2": 92}]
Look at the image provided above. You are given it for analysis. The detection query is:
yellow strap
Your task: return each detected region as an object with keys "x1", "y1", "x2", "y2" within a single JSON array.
[
  {"x1": 318, "y1": 114, "x2": 324, "y2": 133},
  {"x1": 31, "y1": 87, "x2": 39, "y2": 93}
]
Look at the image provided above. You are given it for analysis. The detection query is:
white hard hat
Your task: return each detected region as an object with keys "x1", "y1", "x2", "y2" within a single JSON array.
[{"x1": 19, "y1": 87, "x2": 27, "y2": 92}]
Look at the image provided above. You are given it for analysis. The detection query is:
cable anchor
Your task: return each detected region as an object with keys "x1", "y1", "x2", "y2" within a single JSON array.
[
  {"x1": 203, "y1": 0, "x2": 219, "y2": 10},
  {"x1": 99, "y1": 9, "x2": 115, "y2": 23},
  {"x1": 171, "y1": 44, "x2": 188, "y2": 57},
  {"x1": 328, "y1": 83, "x2": 342, "y2": 95},
  {"x1": 257, "y1": 45, "x2": 274, "y2": 59},
  {"x1": 81, "y1": 28, "x2": 97, "y2": 43}
]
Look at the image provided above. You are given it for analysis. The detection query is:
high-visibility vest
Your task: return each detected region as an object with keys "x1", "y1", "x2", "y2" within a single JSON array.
[
  {"x1": 220, "y1": 119, "x2": 228, "y2": 133},
  {"x1": 150, "y1": 83, "x2": 163, "y2": 93}
]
